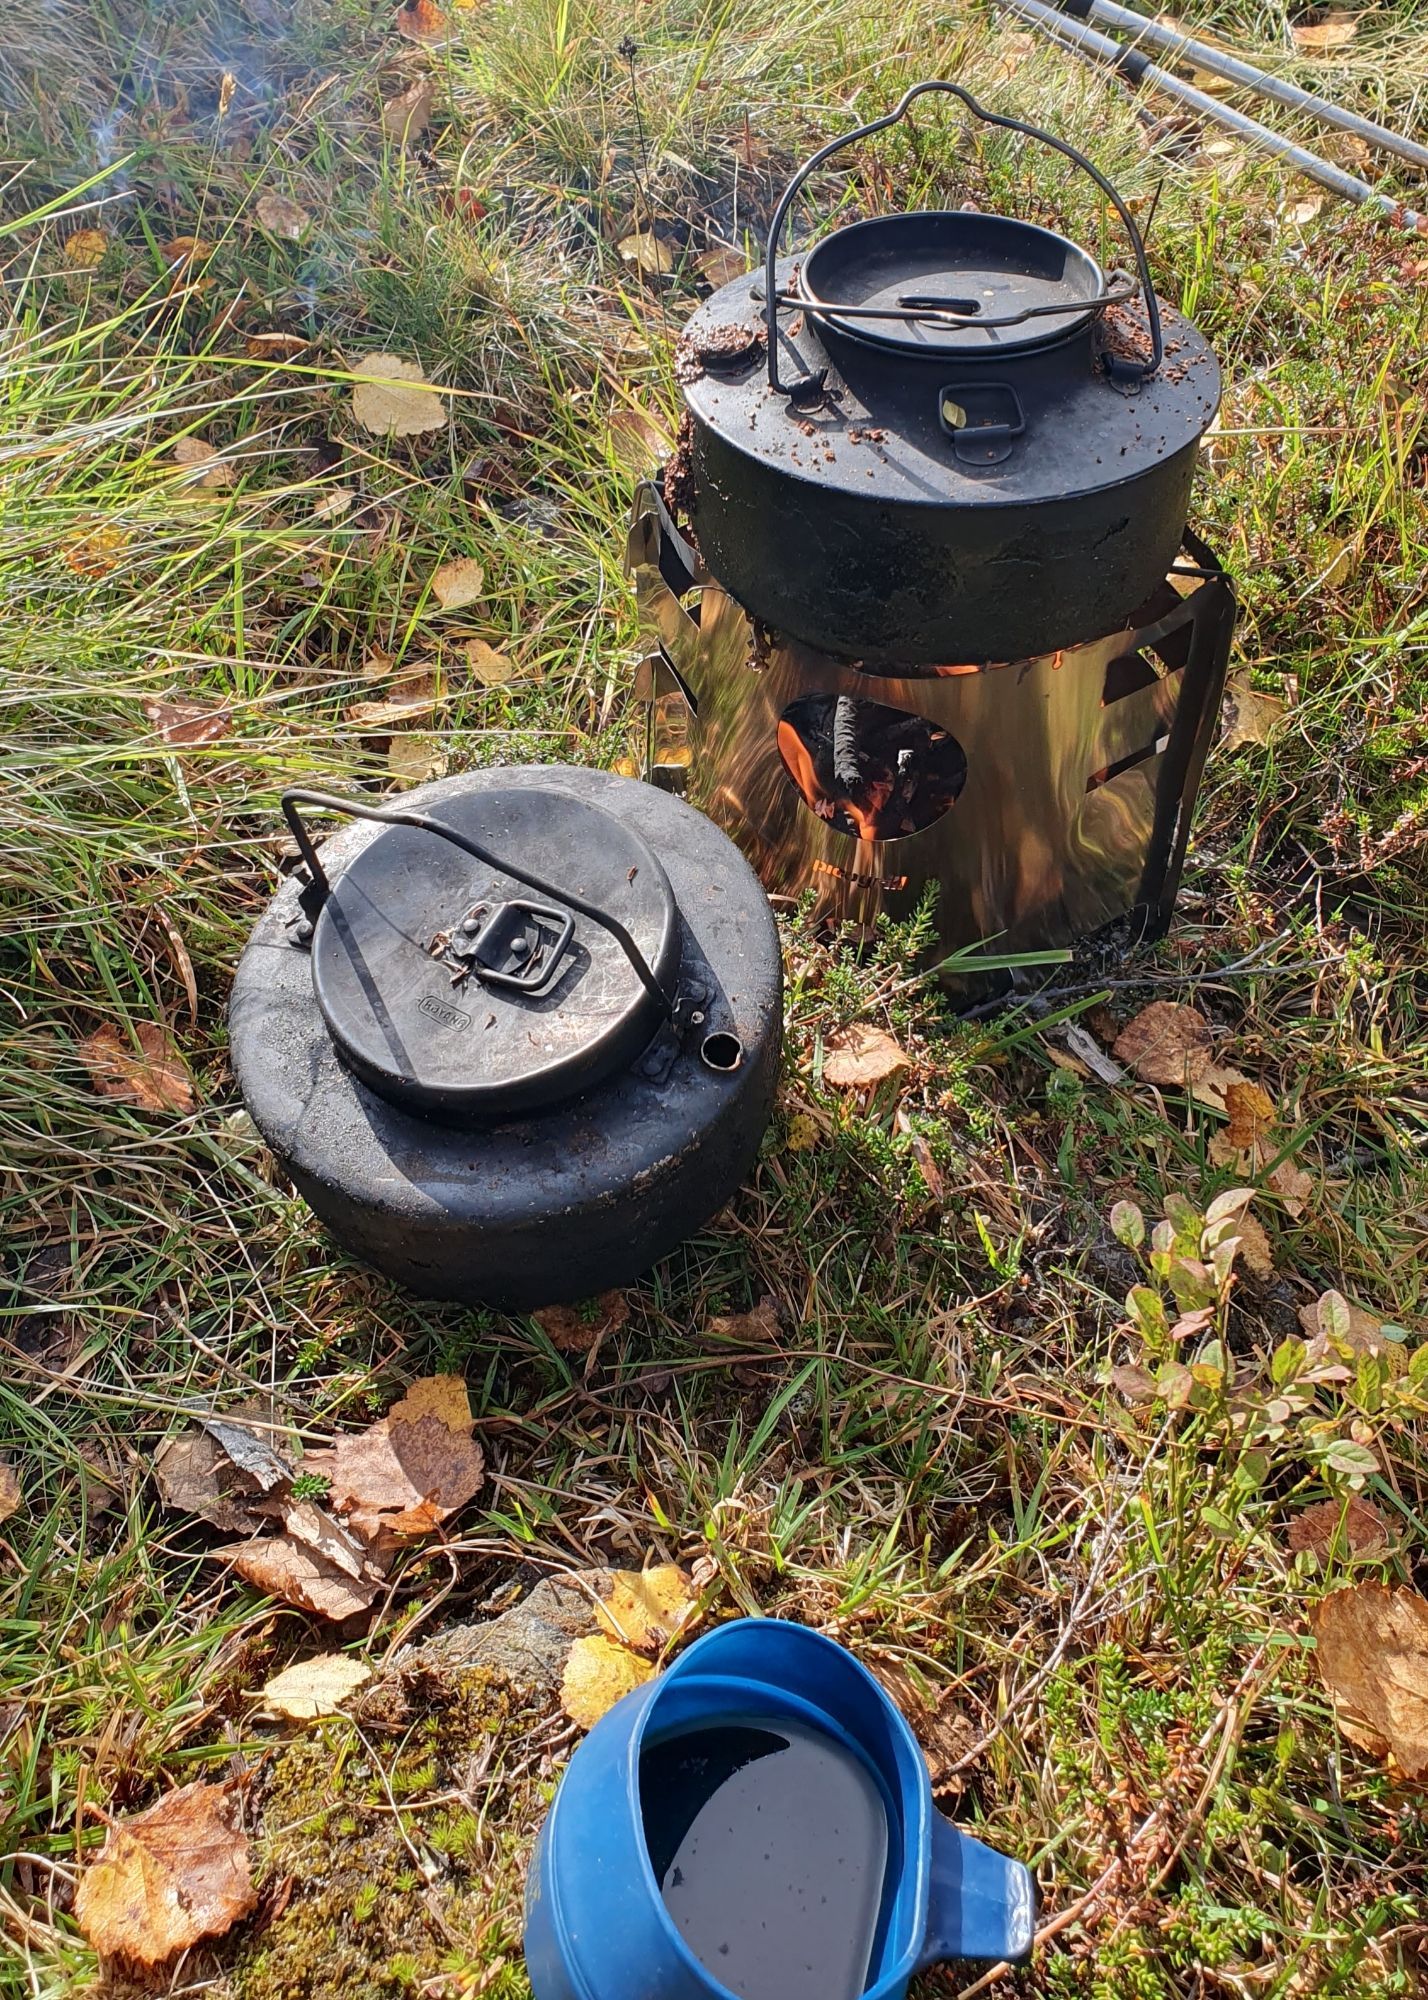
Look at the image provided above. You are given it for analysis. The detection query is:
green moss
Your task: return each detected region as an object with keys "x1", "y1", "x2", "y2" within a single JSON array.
[{"x1": 231, "y1": 1669, "x2": 540, "y2": 2000}]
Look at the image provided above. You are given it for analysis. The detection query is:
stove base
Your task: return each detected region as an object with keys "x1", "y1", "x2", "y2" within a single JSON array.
[{"x1": 628, "y1": 482, "x2": 1236, "y2": 980}]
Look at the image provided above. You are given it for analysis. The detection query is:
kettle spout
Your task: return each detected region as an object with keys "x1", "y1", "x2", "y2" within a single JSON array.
[{"x1": 920, "y1": 1812, "x2": 1036, "y2": 1967}]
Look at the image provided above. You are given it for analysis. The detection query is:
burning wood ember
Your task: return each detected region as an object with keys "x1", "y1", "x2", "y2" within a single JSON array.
[{"x1": 776, "y1": 695, "x2": 966, "y2": 842}]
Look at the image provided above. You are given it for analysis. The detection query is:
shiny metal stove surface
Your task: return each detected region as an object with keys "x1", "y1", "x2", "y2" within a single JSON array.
[{"x1": 628, "y1": 480, "x2": 1235, "y2": 976}]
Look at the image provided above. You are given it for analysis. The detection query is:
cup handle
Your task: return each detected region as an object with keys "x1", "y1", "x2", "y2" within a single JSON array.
[{"x1": 918, "y1": 1811, "x2": 1036, "y2": 1968}]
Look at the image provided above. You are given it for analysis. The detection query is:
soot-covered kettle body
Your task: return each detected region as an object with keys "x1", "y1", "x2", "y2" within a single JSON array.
[{"x1": 229, "y1": 766, "x2": 782, "y2": 1308}]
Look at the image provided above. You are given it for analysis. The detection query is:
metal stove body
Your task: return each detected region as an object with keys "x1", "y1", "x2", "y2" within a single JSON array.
[
  {"x1": 630, "y1": 488, "x2": 1235, "y2": 961},
  {"x1": 630, "y1": 81, "x2": 1237, "y2": 972}
]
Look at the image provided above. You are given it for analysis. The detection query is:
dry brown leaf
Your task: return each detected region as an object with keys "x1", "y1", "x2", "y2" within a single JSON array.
[
  {"x1": 303, "y1": 1415, "x2": 484, "y2": 1543},
  {"x1": 218, "y1": 1536, "x2": 381, "y2": 1619},
  {"x1": 245, "y1": 331, "x2": 309, "y2": 362},
  {"x1": 608, "y1": 403, "x2": 674, "y2": 474},
  {"x1": 0, "y1": 1458, "x2": 21, "y2": 1524},
  {"x1": 1289, "y1": 1497, "x2": 1391, "y2": 1562},
  {"x1": 254, "y1": 192, "x2": 311, "y2": 242},
  {"x1": 707, "y1": 1295, "x2": 782, "y2": 1346},
  {"x1": 593, "y1": 1566, "x2": 698, "y2": 1655},
  {"x1": 312, "y1": 486, "x2": 358, "y2": 522},
  {"x1": 275, "y1": 1498, "x2": 375, "y2": 1582},
  {"x1": 388, "y1": 733, "x2": 448, "y2": 784},
  {"x1": 73, "y1": 1779, "x2": 256, "y2": 1968},
  {"x1": 534, "y1": 1291, "x2": 630, "y2": 1356},
  {"x1": 172, "y1": 435, "x2": 235, "y2": 489},
  {"x1": 1292, "y1": 11, "x2": 1357, "y2": 50},
  {"x1": 347, "y1": 682, "x2": 439, "y2": 729},
  {"x1": 1231, "y1": 1209, "x2": 1275, "y2": 1279},
  {"x1": 431, "y1": 557, "x2": 484, "y2": 611},
  {"x1": 153, "y1": 1429, "x2": 268, "y2": 1535},
  {"x1": 1267, "y1": 1156, "x2": 1314, "y2": 1217},
  {"x1": 1224, "y1": 1080, "x2": 1277, "y2": 1151},
  {"x1": 143, "y1": 696, "x2": 232, "y2": 746},
  {"x1": 80, "y1": 1023, "x2": 195, "y2": 1117},
  {"x1": 260, "y1": 1653, "x2": 372, "y2": 1719},
  {"x1": 64, "y1": 228, "x2": 110, "y2": 269},
  {"x1": 382, "y1": 74, "x2": 437, "y2": 143},
  {"x1": 1311, "y1": 1582, "x2": 1428, "y2": 1777},
  {"x1": 162, "y1": 236, "x2": 213, "y2": 266},
  {"x1": 1221, "y1": 673, "x2": 1288, "y2": 751},
  {"x1": 696, "y1": 244, "x2": 749, "y2": 289},
  {"x1": 395, "y1": 0, "x2": 450, "y2": 40},
  {"x1": 202, "y1": 1411, "x2": 290, "y2": 1489},
  {"x1": 388, "y1": 1373, "x2": 473, "y2": 1434},
  {"x1": 618, "y1": 230, "x2": 675, "y2": 278},
  {"x1": 561, "y1": 1631, "x2": 654, "y2": 1729},
  {"x1": 351, "y1": 354, "x2": 446, "y2": 436},
  {"x1": 1290, "y1": 193, "x2": 1326, "y2": 226},
  {"x1": 822, "y1": 1024, "x2": 909, "y2": 1091},
  {"x1": 1298, "y1": 1291, "x2": 1405, "y2": 1373},
  {"x1": 1112, "y1": 1001, "x2": 1213, "y2": 1087},
  {"x1": 464, "y1": 638, "x2": 517, "y2": 686}
]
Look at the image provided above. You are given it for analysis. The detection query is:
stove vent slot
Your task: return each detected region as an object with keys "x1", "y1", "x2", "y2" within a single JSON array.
[{"x1": 1086, "y1": 732, "x2": 1171, "y2": 793}]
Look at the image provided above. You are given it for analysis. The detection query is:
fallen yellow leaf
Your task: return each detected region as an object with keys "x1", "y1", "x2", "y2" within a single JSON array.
[
  {"x1": 1292, "y1": 11, "x2": 1357, "y2": 51},
  {"x1": 618, "y1": 230, "x2": 674, "y2": 278},
  {"x1": 312, "y1": 486, "x2": 358, "y2": 521},
  {"x1": 822, "y1": 1024, "x2": 909, "y2": 1091},
  {"x1": 245, "y1": 331, "x2": 309, "y2": 363},
  {"x1": 260, "y1": 1653, "x2": 372, "y2": 1719},
  {"x1": 594, "y1": 1566, "x2": 698, "y2": 1655},
  {"x1": 388, "y1": 734, "x2": 448, "y2": 784},
  {"x1": 172, "y1": 436, "x2": 235, "y2": 489},
  {"x1": 382, "y1": 75, "x2": 437, "y2": 143},
  {"x1": 1221, "y1": 673, "x2": 1288, "y2": 751},
  {"x1": 464, "y1": 638, "x2": 516, "y2": 685},
  {"x1": 0, "y1": 1458, "x2": 20, "y2": 1524},
  {"x1": 1112, "y1": 1002, "x2": 1212, "y2": 1088},
  {"x1": 64, "y1": 228, "x2": 110, "y2": 269},
  {"x1": 431, "y1": 557, "x2": 485, "y2": 611},
  {"x1": 387, "y1": 1374, "x2": 473, "y2": 1434},
  {"x1": 74, "y1": 1780, "x2": 256, "y2": 1967},
  {"x1": 351, "y1": 354, "x2": 447, "y2": 437},
  {"x1": 561, "y1": 1632, "x2": 654, "y2": 1729},
  {"x1": 162, "y1": 235, "x2": 213, "y2": 266},
  {"x1": 695, "y1": 244, "x2": 749, "y2": 289},
  {"x1": 1223, "y1": 1080, "x2": 1277, "y2": 1151},
  {"x1": 1311, "y1": 1582, "x2": 1428, "y2": 1777},
  {"x1": 254, "y1": 192, "x2": 311, "y2": 242}
]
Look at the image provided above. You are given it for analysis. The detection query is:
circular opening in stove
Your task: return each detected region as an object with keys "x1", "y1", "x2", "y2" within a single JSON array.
[
  {"x1": 700, "y1": 1031, "x2": 743, "y2": 1072},
  {"x1": 776, "y1": 694, "x2": 967, "y2": 842}
]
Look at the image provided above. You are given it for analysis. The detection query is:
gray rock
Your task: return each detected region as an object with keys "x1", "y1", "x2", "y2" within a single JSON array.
[{"x1": 402, "y1": 1569, "x2": 619, "y2": 1698}]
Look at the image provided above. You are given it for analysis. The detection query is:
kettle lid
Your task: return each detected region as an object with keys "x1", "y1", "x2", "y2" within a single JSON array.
[
  {"x1": 799, "y1": 211, "x2": 1104, "y2": 361},
  {"x1": 309, "y1": 783, "x2": 680, "y2": 1121}
]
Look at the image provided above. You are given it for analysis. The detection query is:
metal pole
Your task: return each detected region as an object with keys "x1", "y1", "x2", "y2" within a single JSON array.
[
  {"x1": 1000, "y1": 0, "x2": 1428, "y2": 235},
  {"x1": 1052, "y1": 0, "x2": 1428, "y2": 173}
]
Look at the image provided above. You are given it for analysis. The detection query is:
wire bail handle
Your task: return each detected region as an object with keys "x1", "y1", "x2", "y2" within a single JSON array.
[
  {"x1": 763, "y1": 79, "x2": 1164, "y2": 393},
  {"x1": 280, "y1": 789, "x2": 672, "y2": 1017}
]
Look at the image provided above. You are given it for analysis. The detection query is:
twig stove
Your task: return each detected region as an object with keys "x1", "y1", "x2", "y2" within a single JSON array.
[{"x1": 631, "y1": 82, "x2": 1236, "y2": 972}]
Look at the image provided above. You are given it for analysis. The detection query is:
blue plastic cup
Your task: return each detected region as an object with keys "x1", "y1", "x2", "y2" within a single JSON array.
[{"x1": 525, "y1": 1618, "x2": 1035, "y2": 2000}]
